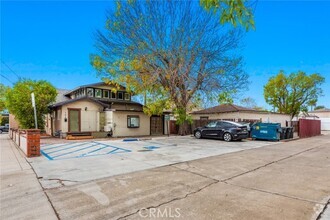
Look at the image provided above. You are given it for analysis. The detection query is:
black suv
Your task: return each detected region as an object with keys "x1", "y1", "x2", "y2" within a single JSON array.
[
  {"x1": 194, "y1": 120, "x2": 248, "y2": 142},
  {"x1": 0, "y1": 124, "x2": 9, "y2": 133}
]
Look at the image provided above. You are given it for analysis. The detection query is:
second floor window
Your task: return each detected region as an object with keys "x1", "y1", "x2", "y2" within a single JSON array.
[
  {"x1": 87, "y1": 88, "x2": 93, "y2": 97},
  {"x1": 95, "y1": 89, "x2": 102, "y2": 98},
  {"x1": 118, "y1": 92, "x2": 123, "y2": 100},
  {"x1": 111, "y1": 91, "x2": 116, "y2": 99},
  {"x1": 124, "y1": 93, "x2": 130, "y2": 100},
  {"x1": 103, "y1": 90, "x2": 109, "y2": 98}
]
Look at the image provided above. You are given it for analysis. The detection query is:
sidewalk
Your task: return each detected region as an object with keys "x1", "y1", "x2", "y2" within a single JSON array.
[
  {"x1": 0, "y1": 134, "x2": 58, "y2": 220},
  {"x1": 1, "y1": 132, "x2": 329, "y2": 219}
]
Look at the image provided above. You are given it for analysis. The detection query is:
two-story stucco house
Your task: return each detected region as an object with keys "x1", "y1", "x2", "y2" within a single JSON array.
[{"x1": 45, "y1": 82, "x2": 152, "y2": 138}]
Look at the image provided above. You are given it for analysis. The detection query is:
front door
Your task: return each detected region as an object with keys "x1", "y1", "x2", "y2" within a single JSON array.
[
  {"x1": 68, "y1": 108, "x2": 81, "y2": 132},
  {"x1": 150, "y1": 116, "x2": 163, "y2": 135}
]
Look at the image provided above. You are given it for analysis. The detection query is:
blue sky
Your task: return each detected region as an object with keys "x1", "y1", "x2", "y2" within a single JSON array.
[{"x1": 1, "y1": 0, "x2": 329, "y2": 109}]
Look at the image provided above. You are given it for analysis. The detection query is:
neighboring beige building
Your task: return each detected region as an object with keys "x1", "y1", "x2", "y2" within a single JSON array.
[
  {"x1": 9, "y1": 114, "x2": 19, "y2": 129},
  {"x1": 308, "y1": 108, "x2": 330, "y2": 130},
  {"x1": 191, "y1": 104, "x2": 291, "y2": 127},
  {"x1": 46, "y1": 82, "x2": 152, "y2": 138}
]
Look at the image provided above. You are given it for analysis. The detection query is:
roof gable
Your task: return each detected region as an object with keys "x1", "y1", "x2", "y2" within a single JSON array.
[
  {"x1": 50, "y1": 96, "x2": 143, "y2": 108},
  {"x1": 191, "y1": 104, "x2": 265, "y2": 114},
  {"x1": 55, "y1": 89, "x2": 71, "y2": 103}
]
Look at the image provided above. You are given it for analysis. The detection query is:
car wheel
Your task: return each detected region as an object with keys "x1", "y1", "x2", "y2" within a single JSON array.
[
  {"x1": 194, "y1": 131, "x2": 202, "y2": 139},
  {"x1": 0, "y1": 130, "x2": 2, "y2": 134},
  {"x1": 223, "y1": 132, "x2": 232, "y2": 142}
]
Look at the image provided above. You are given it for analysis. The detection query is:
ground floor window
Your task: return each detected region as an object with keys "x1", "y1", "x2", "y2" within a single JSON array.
[
  {"x1": 127, "y1": 115, "x2": 140, "y2": 128},
  {"x1": 57, "y1": 109, "x2": 61, "y2": 120}
]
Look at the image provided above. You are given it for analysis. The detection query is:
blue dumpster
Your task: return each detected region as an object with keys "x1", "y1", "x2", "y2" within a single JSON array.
[{"x1": 251, "y1": 123, "x2": 281, "y2": 141}]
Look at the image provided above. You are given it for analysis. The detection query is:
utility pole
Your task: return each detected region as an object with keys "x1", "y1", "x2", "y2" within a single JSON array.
[{"x1": 31, "y1": 93, "x2": 38, "y2": 129}]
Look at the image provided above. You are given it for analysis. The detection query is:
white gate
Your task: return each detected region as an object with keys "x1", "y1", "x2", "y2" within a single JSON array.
[{"x1": 320, "y1": 118, "x2": 330, "y2": 131}]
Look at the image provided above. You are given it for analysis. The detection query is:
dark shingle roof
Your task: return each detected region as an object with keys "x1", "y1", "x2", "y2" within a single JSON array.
[
  {"x1": 191, "y1": 104, "x2": 267, "y2": 114},
  {"x1": 55, "y1": 89, "x2": 71, "y2": 103}
]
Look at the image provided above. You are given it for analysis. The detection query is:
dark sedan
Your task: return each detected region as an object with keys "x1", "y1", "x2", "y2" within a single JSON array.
[{"x1": 193, "y1": 120, "x2": 249, "y2": 141}]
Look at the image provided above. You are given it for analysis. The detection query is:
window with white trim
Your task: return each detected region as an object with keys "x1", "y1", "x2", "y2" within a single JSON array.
[
  {"x1": 95, "y1": 89, "x2": 102, "y2": 98},
  {"x1": 57, "y1": 109, "x2": 61, "y2": 120},
  {"x1": 124, "y1": 93, "x2": 130, "y2": 100},
  {"x1": 127, "y1": 115, "x2": 140, "y2": 128},
  {"x1": 118, "y1": 92, "x2": 123, "y2": 100},
  {"x1": 111, "y1": 91, "x2": 116, "y2": 99},
  {"x1": 87, "y1": 88, "x2": 94, "y2": 97},
  {"x1": 103, "y1": 90, "x2": 110, "y2": 98}
]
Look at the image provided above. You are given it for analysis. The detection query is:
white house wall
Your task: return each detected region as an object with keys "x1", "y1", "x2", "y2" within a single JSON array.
[
  {"x1": 44, "y1": 114, "x2": 52, "y2": 135},
  {"x1": 313, "y1": 112, "x2": 330, "y2": 118},
  {"x1": 307, "y1": 112, "x2": 330, "y2": 131},
  {"x1": 191, "y1": 112, "x2": 291, "y2": 127},
  {"x1": 319, "y1": 118, "x2": 330, "y2": 130},
  {"x1": 112, "y1": 111, "x2": 150, "y2": 137},
  {"x1": 111, "y1": 103, "x2": 143, "y2": 111},
  {"x1": 59, "y1": 100, "x2": 103, "y2": 132}
]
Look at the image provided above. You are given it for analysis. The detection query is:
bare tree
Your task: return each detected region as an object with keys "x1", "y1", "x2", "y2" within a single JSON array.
[
  {"x1": 240, "y1": 97, "x2": 257, "y2": 108},
  {"x1": 92, "y1": 0, "x2": 248, "y2": 134}
]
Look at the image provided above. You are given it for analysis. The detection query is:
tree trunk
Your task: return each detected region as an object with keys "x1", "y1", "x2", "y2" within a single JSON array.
[{"x1": 178, "y1": 121, "x2": 191, "y2": 136}]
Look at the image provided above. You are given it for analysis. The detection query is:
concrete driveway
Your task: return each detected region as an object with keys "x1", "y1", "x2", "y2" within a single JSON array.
[
  {"x1": 42, "y1": 133, "x2": 330, "y2": 220},
  {"x1": 29, "y1": 136, "x2": 280, "y2": 188}
]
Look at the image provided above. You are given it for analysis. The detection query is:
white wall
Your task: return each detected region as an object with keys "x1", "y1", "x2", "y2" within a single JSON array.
[
  {"x1": 319, "y1": 118, "x2": 330, "y2": 130},
  {"x1": 51, "y1": 100, "x2": 152, "y2": 137},
  {"x1": 20, "y1": 135, "x2": 27, "y2": 155},
  {"x1": 191, "y1": 112, "x2": 291, "y2": 127},
  {"x1": 112, "y1": 111, "x2": 150, "y2": 137},
  {"x1": 44, "y1": 114, "x2": 52, "y2": 135},
  {"x1": 57, "y1": 100, "x2": 103, "y2": 132},
  {"x1": 313, "y1": 112, "x2": 330, "y2": 118}
]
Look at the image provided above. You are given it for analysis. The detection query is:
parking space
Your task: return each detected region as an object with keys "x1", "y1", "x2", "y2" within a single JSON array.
[
  {"x1": 40, "y1": 139, "x2": 179, "y2": 161},
  {"x1": 30, "y1": 136, "x2": 281, "y2": 188},
  {"x1": 41, "y1": 141, "x2": 131, "y2": 160}
]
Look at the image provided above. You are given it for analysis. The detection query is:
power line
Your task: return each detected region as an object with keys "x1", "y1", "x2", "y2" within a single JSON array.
[
  {"x1": 0, "y1": 74, "x2": 14, "y2": 84},
  {"x1": 1, "y1": 60, "x2": 21, "y2": 79}
]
